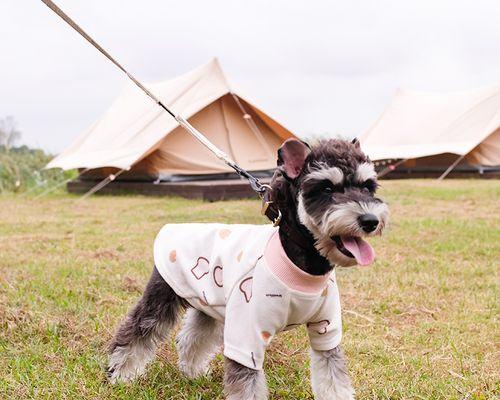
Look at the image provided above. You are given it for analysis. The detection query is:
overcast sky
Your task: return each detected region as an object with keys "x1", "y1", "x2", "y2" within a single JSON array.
[{"x1": 1, "y1": 0, "x2": 500, "y2": 153}]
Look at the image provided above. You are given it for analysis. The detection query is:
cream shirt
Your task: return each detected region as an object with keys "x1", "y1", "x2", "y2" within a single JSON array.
[{"x1": 154, "y1": 223, "x2": 342, "y2": 370}]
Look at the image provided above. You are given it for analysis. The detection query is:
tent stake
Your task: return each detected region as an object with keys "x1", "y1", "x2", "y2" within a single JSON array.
[{"x1": 438, "y1": 154, "x2": 465, "y2": 180}]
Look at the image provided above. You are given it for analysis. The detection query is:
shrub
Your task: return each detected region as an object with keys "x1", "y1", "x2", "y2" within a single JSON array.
[{"x1": 0, "y1": 145, "x2": 76, "y2": 193}]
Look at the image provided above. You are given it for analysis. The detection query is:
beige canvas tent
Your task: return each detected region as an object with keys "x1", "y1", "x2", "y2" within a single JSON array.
[
  {"x1": 360, "y1": 84, "x2": 500, "y2": 176},
  {"x1": 47, "y1": 59, "x2": 296, "y2": 181}
]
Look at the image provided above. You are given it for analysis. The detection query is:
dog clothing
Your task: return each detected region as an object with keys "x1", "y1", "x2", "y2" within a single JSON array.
[{"x1": 154, "y1": 223, "x2": 342, "y2": 370}]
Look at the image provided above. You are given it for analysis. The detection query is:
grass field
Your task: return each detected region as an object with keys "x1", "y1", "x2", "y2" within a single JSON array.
[{"x1": 0, "y1": 180, "x2": 498, "y2": 399}]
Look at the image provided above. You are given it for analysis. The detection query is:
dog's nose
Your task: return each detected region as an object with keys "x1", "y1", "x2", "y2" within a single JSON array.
[{"x1": 358, "y1": 213, "x2": 379, "y2": 233}]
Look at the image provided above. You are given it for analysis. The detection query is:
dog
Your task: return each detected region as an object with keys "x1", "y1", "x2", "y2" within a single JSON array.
[{"x1": 107, "y1": 138, "x2": 389, "y2": 400}]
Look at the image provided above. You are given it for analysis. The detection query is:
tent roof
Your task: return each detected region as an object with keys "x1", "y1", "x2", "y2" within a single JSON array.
[
  {"x1": 359, "y1": 84, "x2": 500, "y2": 163},
  {"x1": 47, "y1": 58, "x2": 294, "y2": 171}
]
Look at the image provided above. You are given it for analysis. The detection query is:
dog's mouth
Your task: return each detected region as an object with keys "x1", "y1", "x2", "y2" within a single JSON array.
[{"x1": 331, "y1": 235, "x2": 375, "y2": 266}]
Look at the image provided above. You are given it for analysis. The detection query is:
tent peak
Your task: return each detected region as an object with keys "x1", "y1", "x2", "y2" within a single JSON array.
[
  {"x1": 148, "y1": 57, "x2": 232, "y2": 95},
  {"x1": 46, "y1": 58, "x2": 297, "y2": 172},
  {"x1": 208, "y1": 57, "x2": 232, "y2": 91}
]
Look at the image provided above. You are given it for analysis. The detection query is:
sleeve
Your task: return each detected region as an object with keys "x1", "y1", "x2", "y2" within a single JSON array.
[
  {"x1": 223, "y1": 263, "x2": 289, "y2": 370},
  {"x1": 307, "y1": 280, "x2": 343, "y2": 351}
]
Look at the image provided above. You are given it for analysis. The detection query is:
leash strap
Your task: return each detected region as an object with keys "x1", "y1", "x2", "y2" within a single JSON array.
[
  {"x1": 40, "y1": 0, "x2": 329, "y2": 256},
  {"x1": 41, "y1": 0, "x2": 273, "y2": 209}
]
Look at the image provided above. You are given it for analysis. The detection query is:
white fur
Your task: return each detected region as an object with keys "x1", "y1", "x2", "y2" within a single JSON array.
[
  {"x1": 108, "y1": 338, "x2": 156, "y2": 383},
  {"x1": 306, "y1": 166, "x2": 344, "y2": 185},
  {"x1": 297, "y1": 193, "x2": 321, "y2": 237},
  {"x1": 108, "y1": 319, "x2": 171, "y2": 383},
  {"x1": 176, "y1": 309, "x2": 224, "y2": 378},
  {"x1": 323, "y1": 201, "x2": 389, "y2": 237},
  {"x1": 298, "y1": 194, "x2": 389, "y2": 267},
  {"x1": 310, "y1": 349, "x2": 355, "y2": 400},
  {"x1": 298, "y1": 194, "x2": 353, "y2": 266},
  {"x1": 355, "y1": 162, "x2": 376, "y2": 183},
  {"x1": 225, "y1": 368, "x2": 268, "y2": 400}
]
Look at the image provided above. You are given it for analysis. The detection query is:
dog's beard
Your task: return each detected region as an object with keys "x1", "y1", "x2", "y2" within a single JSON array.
[{"x1": 298, "y1": 196, "x2": 389, "y2": 267}]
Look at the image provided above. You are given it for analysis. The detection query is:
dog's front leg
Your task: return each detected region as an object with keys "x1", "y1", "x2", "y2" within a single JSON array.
[
  {"x1": 224, "y1": 357, "x2": 268, "y2": 400},
  {"x1": 310, "y1": 346, "x2": 354, "y2": 400}
]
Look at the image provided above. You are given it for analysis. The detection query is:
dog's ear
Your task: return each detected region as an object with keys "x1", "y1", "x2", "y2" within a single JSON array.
[
  {"x1": 351, "y1": 137, "x2": 361, "y2": 149},
  {"x1": 277, "y1": 139, "x2": 311, "y2": 179}
]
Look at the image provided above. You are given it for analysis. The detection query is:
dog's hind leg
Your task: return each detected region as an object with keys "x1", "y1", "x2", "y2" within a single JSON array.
[
  {"x1": 310, "y1": 346, "x2": 354, "y2": 400},
  {"x1": 107, "y1": 266, "x2": 185, "y2": 383},
  {"x1": 176, "y1": 308, "x2": 223, "y2": 378}
]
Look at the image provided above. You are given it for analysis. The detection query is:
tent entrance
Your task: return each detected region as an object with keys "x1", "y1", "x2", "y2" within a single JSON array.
[
  {"x1": 375, "y1": 153, "x2": 500, "y2": 179},
  {"x1": 78, "y1": 93, "x2": 286, "y2": 182}
]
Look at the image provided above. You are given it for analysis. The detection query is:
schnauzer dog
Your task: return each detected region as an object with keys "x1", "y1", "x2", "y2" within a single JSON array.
[{"x1": 107, "y1": 138, "x2": 389, "y2": 400}]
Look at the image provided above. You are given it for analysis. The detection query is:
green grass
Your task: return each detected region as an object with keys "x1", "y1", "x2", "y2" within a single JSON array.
[
  {"x1": 0, "y1": 145, "x2": 76, "y2": 193},
  {"x1": 0, "y1": 180, "x2": 498, "y2": 399}
]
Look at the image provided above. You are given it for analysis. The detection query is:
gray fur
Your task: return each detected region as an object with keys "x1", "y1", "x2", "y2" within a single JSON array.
[
  {"x1": 310, "y1": 346, "x2": 354, "y2": 400},
  {"x1": 271, "y1": 138, "x2": 388, "y2": 274},
  {"x1": 224, "y1": 357, "x2": 269, "y2": 400},
  {"x1": 107, "y1": 267, "x2": 186, "y2": 383},
  {"x1": 176, "y1": 308, "x2": 224, "y2": 378}
]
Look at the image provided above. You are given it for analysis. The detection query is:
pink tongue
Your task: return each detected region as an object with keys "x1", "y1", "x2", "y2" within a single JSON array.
[{"x1": 341, "y1": 236, "x2": 375, "y2": 266}]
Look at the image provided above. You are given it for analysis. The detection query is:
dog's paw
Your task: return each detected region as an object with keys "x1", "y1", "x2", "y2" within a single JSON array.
[
  {"x1": 336, "y1": 386, "x2": 355, "y2": 400},
  {"x1": 314, "y1": 386, "x2": 355, "y2": 400},
  {"x1": 107, "y1": 363, "x2": 140, "y2": 384},
  {"x1": 225, "y1": 390, "x2": 268, "y2": 400},
  {"x1": 178, "y1": 359, "x2": 210, "y2": 379},
  {"x1": 107, "y1": 345, "x2": 148, "y2": 384}
]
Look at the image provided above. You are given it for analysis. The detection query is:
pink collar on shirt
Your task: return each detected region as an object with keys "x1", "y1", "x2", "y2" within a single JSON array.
[{"x1": 264, "y1": 231, "x2": 332, "y2": 294}]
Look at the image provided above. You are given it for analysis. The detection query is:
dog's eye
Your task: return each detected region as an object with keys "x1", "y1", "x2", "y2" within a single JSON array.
[
  {"x1": 319, "y1": 180, "x2": 338, "y2": 194},
  {"x1": 320, "y1": 181, "x2": 343, "y2": 194},
  {"x1": 362, "y1": 179, "x2": 378, "y2": 192}
]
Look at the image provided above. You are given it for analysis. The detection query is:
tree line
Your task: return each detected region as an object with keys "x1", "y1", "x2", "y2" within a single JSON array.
[{"x1": 0, "y1": 116, "x2": 76, "y2": 193}]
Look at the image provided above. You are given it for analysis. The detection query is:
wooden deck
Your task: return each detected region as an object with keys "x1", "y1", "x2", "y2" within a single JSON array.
[
  {"x1": 381, "y1": 170, "x2": 500, "y2": 179},
  {"x1": 67, "y1": 178, "x2": 271, "y2": 201},
  {"x1": 67, "y1": 169, "x2": 498, "y2": 200}
]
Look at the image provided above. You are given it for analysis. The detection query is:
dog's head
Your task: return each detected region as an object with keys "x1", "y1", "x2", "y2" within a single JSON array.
[{"x1": 271, "y1": 138, "x2": 389, "y2": 267}]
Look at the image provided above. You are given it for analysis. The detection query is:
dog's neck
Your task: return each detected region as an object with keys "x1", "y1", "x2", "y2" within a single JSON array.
[
  {"x1": 278, "y1": 223, "x2": 333, "y2": 276},
  {"x1": 271, "y1": 173, "x2": 333, "y2": 276}
]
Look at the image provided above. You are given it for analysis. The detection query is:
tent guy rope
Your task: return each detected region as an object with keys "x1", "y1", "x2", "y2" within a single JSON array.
[
  {"x1": 230, "y1": 93, "x2": 275, "y2": 159},
  {"x1": 377, "y1": 159, "x2": 409, "y2": 178},
  {"x1": 437, "y1": 154, "x2": 465, "y2": 180},
  {"x1": 33, "y1": 168, "x2": 90, "y2": 200},
  {"x1": 40, "y1": 0, "x2": 267, "y2": 198},
  {"x1": 78, "y1": 169, "x2": 127, "y2": 200}
]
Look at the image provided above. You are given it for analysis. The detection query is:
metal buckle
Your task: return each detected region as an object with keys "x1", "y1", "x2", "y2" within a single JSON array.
[
  {"x1": 272, "y1": 209, "x2": 282, "y2": 227},
  {"x1": 261, "y1": 200, "x2": 271, "y2": 216},
  {"x1": 259, "y1": 184, "x2": 282, "y2": 226},
  {"x1": 259, "y1": 184, "x2": 273, "y2": 215}
]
